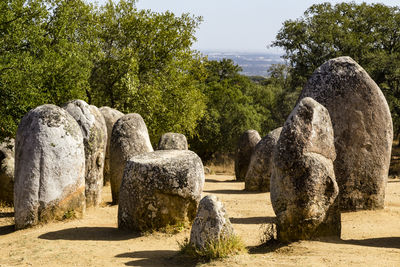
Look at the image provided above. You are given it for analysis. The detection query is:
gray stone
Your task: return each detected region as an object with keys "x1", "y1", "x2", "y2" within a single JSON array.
[
  {"x1": 0, "y1": 139, "x2": 15, "y2": 204},
  {"x1": 110, "y1": 113, "x2": 153, "y2": 204},
  {"x1": 63, "y1": 100, "x2": 107, "y2": 207},
  {"x1": 118, "y1": 150, "x2": 204, "y2": 231},
  {"x1": 235, "y1": 130, "x2": 261, "y2": 181},
  {"x1": 271, "y1": 97, "x2": 340, "y2": 242},
  {"x1": 189, "y1": 195, "x2": 234, "y2": 249},
  {"x1": 14, "y1": 104, "x2": 86, "y2": 229},
  {"x1": 99, "y1": 106, "x2": 124, "y2": 185},
  {"x1": 158, "y1": 132, "x2": 188, "y2": 150},
  {"x1": 299, "y1": 56, "x2": 393, "y2": 211},
  {"x1": 245, "y1": 127, "x2": 282, "y2": 192}
]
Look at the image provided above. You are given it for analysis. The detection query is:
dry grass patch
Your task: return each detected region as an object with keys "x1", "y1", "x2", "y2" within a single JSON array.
[{"x1": 178, "y1": 235, "x2": 247, "y2": 261}]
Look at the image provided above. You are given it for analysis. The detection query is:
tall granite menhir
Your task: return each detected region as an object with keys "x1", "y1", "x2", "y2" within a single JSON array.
[
  {"x1": 63, "y1": 100, "x2": 107, "y2": 207},
  {"x1": 14, "y1": 105, "x2": 86, "y2": 229},
  {"x1": 235, "y1": 130, "x2": 261, "y2": 181},
  {"x1": 110, "y1": 113, "x2": 153, "y2": 204},
  {"x1": 299, "y1": 56, "x2": 393, "y2": 211},
  {"x1": 99, "y1": 106, "x2": 124, "y2": 185},
  {"x1": 271, "y1": 97, "x2": 340, "y2": 242}
]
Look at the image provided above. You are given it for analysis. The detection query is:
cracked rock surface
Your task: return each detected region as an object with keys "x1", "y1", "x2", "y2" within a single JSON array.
[
  {"x1": 118, "y1": 150, "x2": 204, "y2": 232},
  {"x1": 299, "y1": 57, "x2": 393, "y2": 211},
  {"x1": 110, "y1": 113, "x2": 153, "y2": 204},
  {"x1": 271, "y1": 97, "x2": 340, "y2": 242},
  {"x1": 63, "y1": 100, "x2": 107, "y2": 207},
  {"x1": 14, "y1": 104, "x2": 85, "y2": 230},
  {"x1": 189, "y1": 195, "x2": 234, "y2": 249}
]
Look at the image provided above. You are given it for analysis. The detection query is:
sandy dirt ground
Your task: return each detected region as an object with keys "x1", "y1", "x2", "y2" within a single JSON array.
[{"x1": 1, "y1": 174, "x2": 400, "y2": 266}]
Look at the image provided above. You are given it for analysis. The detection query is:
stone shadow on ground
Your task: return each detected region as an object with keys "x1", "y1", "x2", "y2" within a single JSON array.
[
  {"x1": 115, "y1": 250, "x2": 198, "y2": 267},
  {"x1": 205, "y1": 178, "x2": 236, "y2": 183},
  {"x1": 203, "y1": 189, "x2": 259, "y2": 195},
  {"x1": 247, "y1": 240, "x2": 290, "y2": 254},
  {"x1": 324, "y1": 237, "x2": 400, "y2": 249},
  {"x1": 39, "y1": 227, "x2": 140, "y2": 241},
  {"x1": 0, "y1": 225, "x2": 14, "y2": 235},
  {"x1": 230, "y1": 216, "x2": 276, "y2": 225}
]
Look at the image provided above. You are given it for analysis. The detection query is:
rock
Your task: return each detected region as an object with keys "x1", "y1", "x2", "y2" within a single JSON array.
[
  {"x1": 110, "y1": 113, "x2": 153, "y2": 204},
  {"x1": 189, "y1": 195, "x2": 234, "y2": 249},
  {"x1": 0, "y1": 139, "x2": 15, "y2": 204},
  {"x1": 118, "y1": 150, "x2": 204, "y2": 231},
  {"x1": 271, "y1": 97, "x2": 340, "y2": 242},
  {"x1": 245, "y1": 127, "x2": 282, "y2": 192},
  {"x1": 234, "y1": 130, "x2": 261, "y2": 181},
  {"x1": 14, "y1": 104, "x2": 86, "y2": 230},
  {"x1": 99, "y1": 107, "x2": 124, "y2": 185},
  {"x1": 63, "y1": 100, "x2": 107, "y2": 207},
  {"x1": 158, "y1": 132, "x2": 188, "y2": 150},
  {"x1": 298, "y1": 56, "x2": 393, "y2": 211}
]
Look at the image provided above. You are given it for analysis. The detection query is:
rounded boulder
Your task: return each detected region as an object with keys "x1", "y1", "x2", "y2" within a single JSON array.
[
  {"x1": 158, "y1": 132, "x2": 188, "y2": 150},
  {"x1": 99, "y1": 106, "x2": 124, "y2": 185},
  {"x1": 14, "y1": 104, "x2": 86, "y2": 229},
  {"x1": 110, "y1": 113, "x2": 153, "y2": 204},
  {"x1": 234, "y1": 130, "x2": 261, "y2": 181},
  {"x1": 118, "y1": 150, "x2": 205, "y2": 232}
]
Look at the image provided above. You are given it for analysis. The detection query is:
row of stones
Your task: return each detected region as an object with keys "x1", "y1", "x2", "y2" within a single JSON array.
[
  {"x1": 236, "y1": 56, "x2": 392, "y2": 241},
  {"x1": 3, "y1": 99, "x2": 191, "y2": 230}
]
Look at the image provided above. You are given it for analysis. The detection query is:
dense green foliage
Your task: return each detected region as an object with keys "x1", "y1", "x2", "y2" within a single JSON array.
[
  {"x1": 3, "y1": 1, "x2": 400, "y2": 160},
  {"x1": 272, "y1": 2, "x2": 400, "y2": 138},
  {"x1": 189, "y1": 59, "x2": 285, "y2": 160}
]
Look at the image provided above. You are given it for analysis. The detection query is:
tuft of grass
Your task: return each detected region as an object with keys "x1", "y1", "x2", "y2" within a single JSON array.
[
  {"x1": 178, "y1": 235, "x2": 247, "y2": 261},
  {"x1": 62, "y1": 210, "x2": 76, "y2": 220}
]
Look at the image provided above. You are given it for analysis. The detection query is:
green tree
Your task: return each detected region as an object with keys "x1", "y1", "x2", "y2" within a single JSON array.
[
  {"x1": 189, "y1": 59, "x2": 265, "y2": 160},
  {"x1": 272, "y1": 2, "x2": 400, "y2": 137},
  {"x1": 90, "y1": 0, "x2": 206, "y2": 143},
  {"x1": 0, "y1": 0, "x2": 97, "y2": 142}
]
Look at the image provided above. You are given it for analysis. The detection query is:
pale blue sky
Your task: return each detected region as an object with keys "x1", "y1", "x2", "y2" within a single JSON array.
[{"x1": 93, "y1": 0, "x2": 400, "y2": 53}]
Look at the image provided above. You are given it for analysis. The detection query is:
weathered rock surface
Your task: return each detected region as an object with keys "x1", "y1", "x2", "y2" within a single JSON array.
[
  {"x1": 271, "y1": 97, "x2": 340, "y2": 242},
  {"x1": 0, "y1": 139, "x2": 15, "y2": 204},
  {"x1": 14, "y1": 104, "x2": 86, "y2": 230},
  {"x1": 118, "y1": 150, "x2": 204, "y2": 231},
  {"x1": 158, "y1": 132, "x2": 188, "y2": 150},
  {"x1": 245, "y1": 128, "x2": 282, "y2": 192},
  {"x1": 99, "y1": 106, "x2": 124, "y2": 185},
  {"x1": 298, "y1": 56, "x2": 393, "y2": 211},
  {"x1": 63, "y1": 100, "x2": 107, "y2": 207},
  {"x1": 110, "y1": 113, "x2": 153, "y2": 204},
  {"x1": 235, "y1": 130, "x2": 261, "y2": 181},
  {"x1": 189, "y1": 195, "x2": 234, "y2": 249}
]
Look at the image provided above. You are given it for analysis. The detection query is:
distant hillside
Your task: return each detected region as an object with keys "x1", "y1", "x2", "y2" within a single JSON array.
[{"x1": 202, "y1": 51, "x2": 284, "y2": 77}]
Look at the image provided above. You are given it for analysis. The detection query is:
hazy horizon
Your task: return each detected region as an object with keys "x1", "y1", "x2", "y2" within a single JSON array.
[{"x1": 91, "y1": 0, "x2": 400, "y2": 53}]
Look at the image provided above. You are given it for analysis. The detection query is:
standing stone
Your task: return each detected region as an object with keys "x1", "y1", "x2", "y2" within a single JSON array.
[
  {"x1": 110, "y1": 113, "x2": 153, "y2": 204},
  {"x1": 0, "y1": 139, "x2": 15, "y2": 204},
  {"x1": 245, "y1": 128, "x2": 282, "y2": 192},
  {"x1": 14, "y1": 104, "x2": 85, "y2": 230},
  {"x1": 99, "y1": 107, "x2": 124, "y2": 185},
  {"x1": 158, "y1": 132, "x2": 188, "y2": 150},
  {"x1": 299, "y1": 56, "x2": 393, "y2": 211},
  {"x1": 63, "y1": 100, "x2": 107, "y2": 207},
  {"x1": 118, "y1": 150, "x2": 204, "y2": 231},
  {"x1": 271, "y1": 97, "x2": 340, "y2": 242},
  {"x1": 189, "y1": 195, "x2": 234, "y2": 249},
  {"x1": 235, "y1": 130, "x2": 261, "y2": 181}
]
